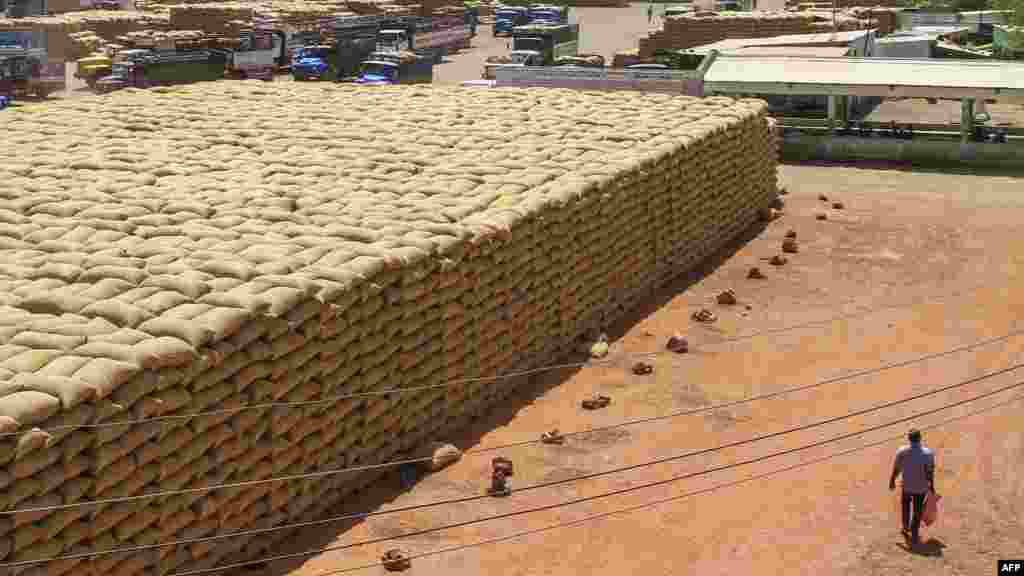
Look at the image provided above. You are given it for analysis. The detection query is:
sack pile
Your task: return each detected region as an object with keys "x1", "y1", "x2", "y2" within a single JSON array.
[
  {"x1": 638, "y1": 10, "x2": 867, "y2": 56},
  {"x1": 0, "y1": 83, "x2": 776, "y2": 576},
  {"x1": 0, "y1": 11, "x2": 172, "y2": 61},
  {"x1": 115, "y1": 29, "x2": 210, "y2": 48},
  {"x1": 168, "y1": 4, "x2": 256, "y2": 33},
  {"x1": 68, "y1": 31, "x2": 109, "y2": 59}
]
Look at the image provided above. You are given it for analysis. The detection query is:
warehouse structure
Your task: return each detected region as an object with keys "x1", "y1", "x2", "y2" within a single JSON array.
[{"x1": 702, "y1": 54, "x2": 1024, "y2": 140}]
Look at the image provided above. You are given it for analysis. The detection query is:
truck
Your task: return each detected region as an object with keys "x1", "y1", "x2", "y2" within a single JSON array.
[
  {"x1": 509, "y1": 23, "x2": 579, "y2": 66},
  {"x1": 527, "y1": 5, "x2": 569, "y2": 24},
  {"x1": 290, "y1": 15, "x2": 386, "y2": 81},
  {"x1": 376, "y1": 14, "x2": 474, "y2": 63},
  {"x1": 493, "y1": 6, "x2": 529, "y2": 36},
  {"x1": 354, "y1": 51, "x2": 433, "y2": 85},
  {"x1": 0, "y1": 45, "x2": 62, "y2": 98},
  {"x1": 93, "y1": 48, "x2": 228, "y2": 92},
  {"x1": 225, "y1": 29, "x2": 287, "y2": 80},
  {"x1": 0, "y1": 30, "x2": 64, "y2": 98}
]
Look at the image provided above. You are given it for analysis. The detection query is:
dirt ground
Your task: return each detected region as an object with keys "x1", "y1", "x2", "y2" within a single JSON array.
[{"x1": 253, "y1": 161, "x2": 1024, "y2": 576}]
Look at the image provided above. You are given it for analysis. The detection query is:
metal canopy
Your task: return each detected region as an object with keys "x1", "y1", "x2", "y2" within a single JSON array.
[{"x1": 702, "y1": 54, "x2": 1024, "y2": 99}]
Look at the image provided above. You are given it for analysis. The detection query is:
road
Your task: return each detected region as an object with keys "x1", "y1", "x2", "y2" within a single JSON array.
[
  {"x1": 52, "y1": 4, "x2": 660, "y2": 97},
  {"x1": 433, "y1": 3, "x2": 663, "y2": 84}
]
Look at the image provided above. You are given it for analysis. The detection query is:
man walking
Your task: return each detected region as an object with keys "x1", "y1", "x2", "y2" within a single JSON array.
[{"x1": 889, "y1": 429, "x2": 936, "y2": 547}]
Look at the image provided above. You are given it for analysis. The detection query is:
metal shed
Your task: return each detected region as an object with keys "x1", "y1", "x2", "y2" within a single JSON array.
[{"x1": 702, "y1": 54, "x2": 1024, "y2": 140}]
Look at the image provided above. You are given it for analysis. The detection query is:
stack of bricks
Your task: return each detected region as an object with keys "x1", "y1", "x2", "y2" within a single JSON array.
[{"x1": 638, "y1": 10, "x2": 868, "y2": 57}]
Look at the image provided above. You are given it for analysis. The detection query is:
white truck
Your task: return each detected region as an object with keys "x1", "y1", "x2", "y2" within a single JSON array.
[{"x1": 226, "y1": 29, "x2": 287, "y2": 80}]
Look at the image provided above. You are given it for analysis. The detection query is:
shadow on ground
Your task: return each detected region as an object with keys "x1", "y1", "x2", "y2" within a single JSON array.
[
  {"x1": 230, "y1": 216, "x2": 771, "y2": 575},
  {"x1": 901, "y1": 537, "x2": 946, "y2": 558}
]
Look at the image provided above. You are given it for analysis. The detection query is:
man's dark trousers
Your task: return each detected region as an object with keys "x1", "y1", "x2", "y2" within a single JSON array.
[{"x1": 901, "y1": 492, "x2": 926, "y2": 542}]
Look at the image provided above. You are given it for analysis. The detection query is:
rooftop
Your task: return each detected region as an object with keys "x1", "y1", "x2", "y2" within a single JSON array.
[
  {"x1": 887, "y1": 25, "x2": 970, "y2": 39},
  {"x1": 713, "y1": 45, "x2": 852, "y2": 57},
  {"x1": 702, "y1": 54, "x2": 1024, "y2": 98},
  {"x1": 686, "y1": 29, "x2": 874, "y2": 53}
]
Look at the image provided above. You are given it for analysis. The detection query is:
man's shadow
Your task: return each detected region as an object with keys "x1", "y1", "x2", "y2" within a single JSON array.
[{"x1": 902, "y1": 536, "x2": 946, "y2": 557}]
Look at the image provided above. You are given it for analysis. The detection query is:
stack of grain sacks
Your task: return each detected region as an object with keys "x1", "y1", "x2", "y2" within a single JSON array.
[
  {"x1": 167, "y1": 3, "x2": 256, "y2": 34},
  {"x1": 638, "y1": 10, "x2": 867, "y2": 56},
  {"x1": 0, "y1": 10, "x2": 171, "y2": 61},
  {"x1": 0, "y1": 83, "x2": 777, "y2": 576}
]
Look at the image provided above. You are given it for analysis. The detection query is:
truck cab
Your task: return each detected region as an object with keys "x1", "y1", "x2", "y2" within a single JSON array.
[
  {"x1": 493, "y1": 7, "x2": 529, "y2": 36},
  {"x1": 229, "y1": 29, "x2": 286, "y2": 79},
  {"x1": 354, "y1": 51, "x2": 432, "y2": 85},
  {"x1": 377, "y1": 29, "x2": 410, "y2": 53},
  {"x1": 355, "y1": 59, "x2": 399, "y2": 85},
  {"x1": 291, "y1": 45, "x2": 334, "y2": 80}
]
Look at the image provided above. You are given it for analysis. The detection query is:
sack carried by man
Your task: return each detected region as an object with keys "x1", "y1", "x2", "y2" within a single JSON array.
[{"x1": 922, "y1": 491, "x2": 941, "y2": 527}]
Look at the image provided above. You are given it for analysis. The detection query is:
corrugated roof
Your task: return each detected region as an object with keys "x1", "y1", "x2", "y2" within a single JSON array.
[
  {"x1": 718, "y1": 45, "x2": 851, "y2": 57},
  {"x1": 876, "y1": 35, "x2": 936, "y2": 45},
  {"x1": 888, "y1": 25, "x2": 970, "y2": 39},
  {"x1": 687, "y1": 29, "x2": 873, "y2": 52},
  {"x1": 703, "y1": 55, "x2": 1024, "y2": 97}
]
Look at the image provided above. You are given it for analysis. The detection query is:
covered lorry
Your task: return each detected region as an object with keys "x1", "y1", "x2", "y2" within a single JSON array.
[
  {"x1": 376, "y1": 13, "x2": 473, "y2": 63},
  {"x1": 94, "y1": 48, "x2": 228, "y2": 92},
  {"x1": 494, "y1": 6, "x2": 529, "y2": 36},
  {"x1": 510, "y1": 22, "x2": 579, "y2": 66},
  {"x1": 290, "y1": 15, "x2": 386, "y2": 81},
  {"x1": 354, "y1": 51, "x2": 433, "y2": 85}
]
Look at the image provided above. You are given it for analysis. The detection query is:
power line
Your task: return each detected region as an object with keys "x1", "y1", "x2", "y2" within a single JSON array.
[
  {"x1": 319, "y1": 391, "x2": 1024, "y2": 576},
  {"x1": 3, "y1": 328, "x2": 1019, "y2": 519},
  {"x1": 0, "y1": 276, "x2": 998, "y2": 439},
  {"x1": 8, "y1": 357, "x2": 1021, "y2": 568},
  {"x1": 168, "y1": 377, "x2": 1024, "y2": 576}
]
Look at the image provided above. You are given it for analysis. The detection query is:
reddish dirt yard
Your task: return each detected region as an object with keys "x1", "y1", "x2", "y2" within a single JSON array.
[{"x1": 259, "y1": 164, "x2": 1024, "y2": 576}]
